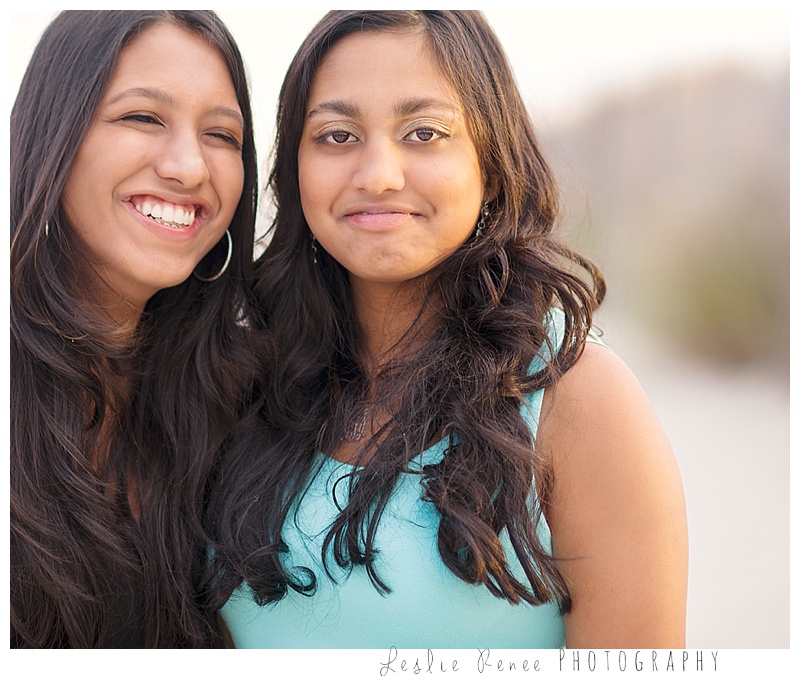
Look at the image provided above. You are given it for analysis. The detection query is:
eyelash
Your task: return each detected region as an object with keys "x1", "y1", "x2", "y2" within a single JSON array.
[
  {"x1": 210, "y1": 131, "x2": 242, "y2": 149},
  {"x1": 122, "y1": 113, "x2": 159, "y2": 125},
  {"x1": 120, "y1": 114, "x2": 242, "y2": 149}
]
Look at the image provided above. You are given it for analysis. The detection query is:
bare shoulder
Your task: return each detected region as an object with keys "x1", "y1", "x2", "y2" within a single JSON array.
[
  {"x1": 540, "y1": 341, "x2": 674, "y2": 465},
  {"x1": 539, "y1": 342, "x2": 689, "y2": 648}
]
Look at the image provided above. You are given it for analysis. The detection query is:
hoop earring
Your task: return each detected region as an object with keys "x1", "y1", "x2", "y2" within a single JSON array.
[
  {"x1": 193, "y1": 229, "x2": 232, "y2": 282},
  {"x1": 44, "y1": 221, "x2": 50, "y2": 237},
  {"x1": 311, "y1": 234, "x2": 319, "y2": 265},
  {"x1": 474, "y1": 203, "x2": 489, "y2": 238}
]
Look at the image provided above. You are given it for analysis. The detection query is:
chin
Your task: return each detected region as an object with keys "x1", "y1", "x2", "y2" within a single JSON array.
[{"x1": 153, "y1": 272, "x2": 194, "y2": 293}]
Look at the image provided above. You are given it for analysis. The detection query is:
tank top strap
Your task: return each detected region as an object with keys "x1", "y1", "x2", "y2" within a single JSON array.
[{"x1": 522, "y1": 307, "x2": 605, "y2": 442}]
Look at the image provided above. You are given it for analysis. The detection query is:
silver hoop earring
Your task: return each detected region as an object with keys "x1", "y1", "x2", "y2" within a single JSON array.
[
  {"x1": 311, "y1": 234, "x2": 319, "y2": 265},
  {"x1": 474, "y1": 203, "x2": 489, "y2": 238},
  {"x1": 193, "y1": 229, "x2": 232, "y2": 282},
  {"x1": 44, "y1": 220, "x2": 51, "y2": 237}
]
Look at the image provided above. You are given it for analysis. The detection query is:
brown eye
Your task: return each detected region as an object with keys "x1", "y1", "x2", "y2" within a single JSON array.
[
  {"x1": 406, "y1": 127, "x2": 443, "y2": 143},
  {"x1": 331, "y1": 131, "x2": 352, "y2": 144}
]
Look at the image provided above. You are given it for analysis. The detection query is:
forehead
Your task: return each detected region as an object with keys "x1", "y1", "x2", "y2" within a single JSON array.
[
  {"x1": 308, "y1": 30, "x2": 459, "y2": 108},
  {"x1": 109, "y1": 22, "x2": 234, "y2": 96}
]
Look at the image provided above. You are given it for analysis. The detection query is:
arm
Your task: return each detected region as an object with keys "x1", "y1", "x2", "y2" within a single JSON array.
[{"x1": 538, "y1": 342, "x2": 688, "y2": 647}]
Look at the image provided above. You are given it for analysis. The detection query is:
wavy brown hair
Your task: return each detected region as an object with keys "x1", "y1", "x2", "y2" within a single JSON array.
[
  {"x1": 206, "y1": 10, "x2": 604, "y2": 614},
  {"x1": 11, "y1": 10, "x2": 258, "y2": 647}
]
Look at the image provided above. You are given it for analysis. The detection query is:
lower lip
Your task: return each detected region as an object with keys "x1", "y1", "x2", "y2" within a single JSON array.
[
  {"x1": 345, "y1": 212, "x2": 417, "y2": 231},
  {"x1": 126, "y1": 202, "x2": 201, "y2": 241}
]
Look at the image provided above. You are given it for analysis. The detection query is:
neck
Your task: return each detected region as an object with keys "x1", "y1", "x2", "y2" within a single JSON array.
[
  {"x1": 80, "y1": 277, "x2": 147, "y2": 342},
  {"x1": 104, "y1": 300, "x2": 144, "y2": 337},
  {"x1": 350, "y1": 277, "x2": 431, "y2": 368},
  {"x1": 331, "y1": 277, "x2": 438, "y2": 465}
]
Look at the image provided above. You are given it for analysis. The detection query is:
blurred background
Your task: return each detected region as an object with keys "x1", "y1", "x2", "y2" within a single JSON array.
[{"x1": 9, "y1": 9, "x2": 790, "y2": 649}]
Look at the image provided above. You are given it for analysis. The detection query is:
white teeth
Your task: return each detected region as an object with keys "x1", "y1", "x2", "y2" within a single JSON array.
[
  {"x1": 174, "y1": 206, "x2": 194, "y2": 226},
  {"x1": 133, "y1": 198, "x2": 196, "y2": 228}
]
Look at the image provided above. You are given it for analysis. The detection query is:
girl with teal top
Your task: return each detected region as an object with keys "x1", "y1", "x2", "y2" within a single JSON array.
[{"x1": 205, "y1": 10, "x2": 688, "y2": 648}]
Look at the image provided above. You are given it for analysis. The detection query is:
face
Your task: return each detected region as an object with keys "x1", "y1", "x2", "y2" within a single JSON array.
[
  {"x1": 298, "y1": 30, "x2": 485, "y2": 296},
  {"x1": 61, "y1": 22, "x2": 245, "y2": 318}
]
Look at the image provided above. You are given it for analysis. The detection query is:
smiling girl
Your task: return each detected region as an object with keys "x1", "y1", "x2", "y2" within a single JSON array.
[
  {"x1": 206, "y1": 10, "x2": 687, "y2": 649},
  {"x1": 11, "y1": 11, "x2": 258, "y2": 647}
]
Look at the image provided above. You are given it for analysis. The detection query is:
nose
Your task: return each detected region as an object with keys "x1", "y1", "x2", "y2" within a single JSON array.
[
  {"x1": 154, "y1": 129, "x2": 211, "y2": 188},
  {"x1": 352, "y1": 138, "x2": 405, "y2": 194}
]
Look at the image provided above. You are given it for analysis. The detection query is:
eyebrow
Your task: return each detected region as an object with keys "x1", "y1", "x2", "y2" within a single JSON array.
[
  {"x1": 306, "y1": 99, "x2": 361, "y2": 119},
  {"x1": 307, "y1": 96, "x2": 459, "y2": 120},
  {"x1": 395, "y1": 97, "x2": 459, "y2": 117},
  {"x1": 105, "y1": 87, "x2": 244, "y2": 127}
]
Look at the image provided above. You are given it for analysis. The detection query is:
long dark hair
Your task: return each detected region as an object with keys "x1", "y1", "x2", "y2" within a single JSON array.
[
  {"x1": 206, "y1": 10, "x2": 604, "y2": 614},
  {"x1": 10, "y1": 10, "x2": 258, "y2": 647}
]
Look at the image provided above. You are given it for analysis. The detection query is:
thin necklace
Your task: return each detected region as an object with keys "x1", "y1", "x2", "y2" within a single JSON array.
[{"x1": 344, "y1": 409, "x2": 368, "y2": 442}]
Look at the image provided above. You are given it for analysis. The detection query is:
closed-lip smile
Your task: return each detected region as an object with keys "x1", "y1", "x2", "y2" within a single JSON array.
[
  {"x1": 345, "y1": 210, "x2": 418, "y2": 231},
  {"x1": 344, "y1": 203, "x2": 419, "y2": 217},
  {"x1": 343, "y1": 204, "x2": 421, "y2": 230}
]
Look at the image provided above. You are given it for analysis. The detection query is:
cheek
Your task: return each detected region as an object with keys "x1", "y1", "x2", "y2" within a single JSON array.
[
  {"x1": 298, "y1": 157, "x2": 326, "y2": 226},
  {"x1": 216, "y1": 157, "x2": 246, "y2": 217},
  {"x1": 433, "y1": 168, "x2": 482, "y2": 217},
  {"x1": 60, "y1": 155, "x2": 96, "y2": 228}
]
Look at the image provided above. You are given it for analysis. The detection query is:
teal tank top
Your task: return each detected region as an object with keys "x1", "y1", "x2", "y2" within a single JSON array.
[{"x1": 221, "y1": 310, "x2": 591, "y2": 648}]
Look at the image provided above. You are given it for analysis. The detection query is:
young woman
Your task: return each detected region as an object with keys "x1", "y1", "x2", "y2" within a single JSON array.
[
  {"x1": 206, "y1": 10, "x2": 688, "y2": 648},
  {"x1": 11, "y1": 10, "x2": 258, "y2": 648}
]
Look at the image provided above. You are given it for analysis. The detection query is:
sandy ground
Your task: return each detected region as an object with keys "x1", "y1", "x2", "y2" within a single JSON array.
[{"x1": 601, "y1": 318, "x2": 790, "y2": 648}]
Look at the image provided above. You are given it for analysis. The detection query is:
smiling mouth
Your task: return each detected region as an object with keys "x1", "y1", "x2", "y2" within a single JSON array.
[
  {"x1": 131, "y1": 197, "x2": 198, "y2": 229},
  {"x1": 346, "y1": 210, "x2": 418, "y2": 229},
  {"x1": 351, "y1": 210, "x2": 412, "y2": 216}
]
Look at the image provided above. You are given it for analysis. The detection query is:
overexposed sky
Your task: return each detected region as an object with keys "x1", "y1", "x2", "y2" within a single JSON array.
[{"x1": 10, "y1": 9, "x2": 788, "y2": 132}]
